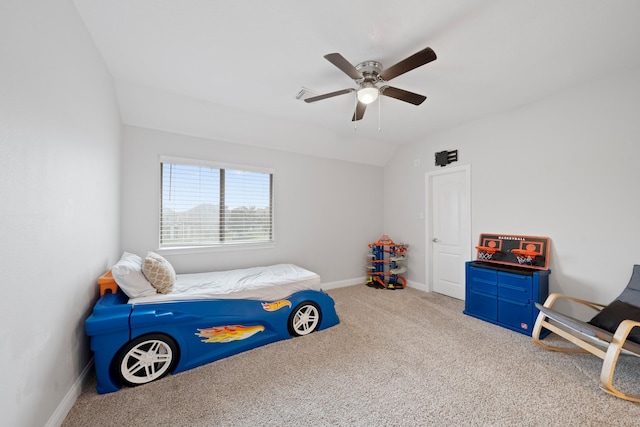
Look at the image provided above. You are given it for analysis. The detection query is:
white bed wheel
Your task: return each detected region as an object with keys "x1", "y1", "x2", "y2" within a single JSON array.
[
  {"x1": 115, "y1": 334, "x2": 178, "y2": 387},
  {"x1": 288, "y1": 302, "x2": 321, "y2": 336}
]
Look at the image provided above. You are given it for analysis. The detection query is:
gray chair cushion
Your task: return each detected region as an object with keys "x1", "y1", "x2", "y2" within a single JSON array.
[
  {"x1": 617, "y1": 264, "x2": 640, "y2": 306},
  {"x1": 588, "y1": 299, "x2": 640, "y2": 344},
  {"x1": 536, "y1": 302, "x2": 640, "y2": 355},
  {"x1": 536, "y1": 303, "x2": 599, "y2": 338},
  {"x1": 536, "y1": 265, "x2": 640, "y2": 353}
]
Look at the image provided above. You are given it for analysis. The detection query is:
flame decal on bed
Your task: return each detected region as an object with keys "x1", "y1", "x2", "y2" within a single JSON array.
[
  {"x1": 196, "y1": 325, "x2": 265, "y2": 343},
  {"x1": 261, "y1": 300, "x2": 292, "y2": 312}
]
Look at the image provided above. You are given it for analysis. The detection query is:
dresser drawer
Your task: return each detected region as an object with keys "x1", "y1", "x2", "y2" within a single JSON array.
[
  {"x1": 497, "y1": 271, "x2": 532, "y2": 301},
  {"x1": 468, "y1": 267, "x2": 497, "y2": 295},
  {"x1": 470, "y1": 266, "x2": 497, "y2": 282},
  {"x1": 498, "y1": 297, "x2": 533, "y2": 333},
  {"x1": 467, "y1": 289, "x2": 497, "y2": 321}
]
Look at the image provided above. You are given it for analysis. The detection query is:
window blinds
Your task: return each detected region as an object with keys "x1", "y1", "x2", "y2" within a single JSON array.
[{"x1": 160, "y1": 162, "x2": 273, "y2": 247}]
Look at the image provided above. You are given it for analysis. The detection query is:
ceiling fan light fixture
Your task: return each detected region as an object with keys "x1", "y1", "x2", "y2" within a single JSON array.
[
  {"x1": 357, "y1": 85, "x2": 379, "y2": 104},
  {"x1": 304, "y1": 48, "x2": 436, "y2": 121}
]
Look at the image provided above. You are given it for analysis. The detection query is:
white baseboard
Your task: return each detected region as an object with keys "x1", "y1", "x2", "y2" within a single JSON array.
[
  {"x1": 321, "y1": 276, "x2": 365, "y2": 290},
  {"x1": 46, "y1": 359, "x2": 93, "y2": 427},
  {"x1": 407, "y1": 280, "x2": 429, "y2": 293},
  {"x1": 323, "y1": 277, "x2": 429, "y2": 292}
]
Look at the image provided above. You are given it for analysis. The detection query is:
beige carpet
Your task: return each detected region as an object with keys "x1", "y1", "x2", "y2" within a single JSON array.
[{"x1": 63, "y1": 285, "x2": 640, "y2": 426}]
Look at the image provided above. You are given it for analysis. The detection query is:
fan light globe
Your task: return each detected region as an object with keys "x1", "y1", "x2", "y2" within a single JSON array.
[{"x1": 357, "y1": 87, "x2": 379, "y2": 104}]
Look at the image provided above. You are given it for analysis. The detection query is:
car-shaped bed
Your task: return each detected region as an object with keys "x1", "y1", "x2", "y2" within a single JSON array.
[{"x1": 86, "y1": 262, "x2": 339, "y2": 394}]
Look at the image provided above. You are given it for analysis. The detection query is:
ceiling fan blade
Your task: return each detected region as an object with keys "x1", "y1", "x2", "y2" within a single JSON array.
[
  {"x1": 351, "y1": 102, "x2": 367, "y2": 121},
  {"x1": 304, "y1": 88, "x2": 354, "y2": 103},
  {"x1": 379, "y1": 47, "x2": 437, "y2": 81},
  {"x1": 380, "y1": 86, "x2": 427, "y2": 105},
  {"x1": 324, "y1": 53, "x2": 363, "y2": 81}
]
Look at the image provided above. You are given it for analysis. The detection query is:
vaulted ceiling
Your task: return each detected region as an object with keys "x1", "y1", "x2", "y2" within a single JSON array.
[{"x1": 72, "y1": 0, "x2": 640, "y2": 165}]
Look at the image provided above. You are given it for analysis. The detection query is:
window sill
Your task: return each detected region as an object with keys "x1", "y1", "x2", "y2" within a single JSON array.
[{"x1": 157, "y1": 241, "x2": 276, "y2": 256}]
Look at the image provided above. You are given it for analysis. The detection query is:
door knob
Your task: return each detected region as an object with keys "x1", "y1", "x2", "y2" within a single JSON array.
[{"x1": 432, "y1": 238, "x2": 440, "y2": 243}]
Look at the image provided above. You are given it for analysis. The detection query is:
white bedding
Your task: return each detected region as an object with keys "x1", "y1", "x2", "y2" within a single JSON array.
[{"x1": 128, "y1": 264, "x2": 321, "y2": 304}]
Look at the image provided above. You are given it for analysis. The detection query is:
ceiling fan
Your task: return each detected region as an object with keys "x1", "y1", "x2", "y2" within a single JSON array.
[{"x1": 304, "y1": 47, "x2": 437, "y2": 121}]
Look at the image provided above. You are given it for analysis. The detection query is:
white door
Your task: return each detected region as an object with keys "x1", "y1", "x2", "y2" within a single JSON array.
[{"x1": 426, "y1": 165, "x2": 471, "y2": 300}]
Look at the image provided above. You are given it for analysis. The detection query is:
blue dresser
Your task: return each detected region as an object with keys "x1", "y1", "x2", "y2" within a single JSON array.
[{"x1": 463, "y1": 261, "x2": 550, "y2": 337}]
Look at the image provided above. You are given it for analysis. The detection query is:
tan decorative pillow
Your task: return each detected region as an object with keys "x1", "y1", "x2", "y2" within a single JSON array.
[{"x1": 142, "y1": 252, "x2": 176, "y2": 294}]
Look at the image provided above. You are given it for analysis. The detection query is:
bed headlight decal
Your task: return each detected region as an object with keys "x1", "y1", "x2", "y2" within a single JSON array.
[{"x1": 261, "y1": 300, "x2": 292, "y2": 312}]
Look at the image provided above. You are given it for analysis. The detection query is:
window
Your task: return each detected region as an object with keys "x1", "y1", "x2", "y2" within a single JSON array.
[{"x1": 160, "y1": 158, "x2": 273, "y2": 249}]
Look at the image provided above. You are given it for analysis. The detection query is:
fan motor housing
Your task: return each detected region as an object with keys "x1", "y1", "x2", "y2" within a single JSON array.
[{"x1": 355, "y1": 61, "x2": 383, "y2": 83}]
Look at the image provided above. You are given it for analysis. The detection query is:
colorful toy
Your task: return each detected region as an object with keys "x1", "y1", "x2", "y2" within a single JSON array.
[{"x1": 365, "y1": 235, "x2": 408, "y2": 289}]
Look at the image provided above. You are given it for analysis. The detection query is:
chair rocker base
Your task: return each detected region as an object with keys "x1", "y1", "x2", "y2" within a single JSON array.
[{"x1": 532, "y1": 292, "x2": 640, "y2": 403}]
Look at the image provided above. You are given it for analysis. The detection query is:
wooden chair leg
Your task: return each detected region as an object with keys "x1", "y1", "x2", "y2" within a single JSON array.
[
  {"x1": 532, "y1": 313, "x2": 590, "y2": 354},
  {"x1": 599, "y1": 320, "x2": 640, "y2": 403}
]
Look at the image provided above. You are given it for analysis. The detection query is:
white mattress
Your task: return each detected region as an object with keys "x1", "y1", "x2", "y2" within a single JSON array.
[{"x1": 129, "y1": 264, "x2": 321, "y2": 304}]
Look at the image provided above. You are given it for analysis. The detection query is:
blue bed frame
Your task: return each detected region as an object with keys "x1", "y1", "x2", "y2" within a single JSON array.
[{"x1": 86, "y1": 289, "x2": 339, "y2": 393}]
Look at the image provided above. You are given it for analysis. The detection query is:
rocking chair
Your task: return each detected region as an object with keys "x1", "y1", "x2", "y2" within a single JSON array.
[{"x1": 532, "y1": 264, "x2": 640, "y2": 402}]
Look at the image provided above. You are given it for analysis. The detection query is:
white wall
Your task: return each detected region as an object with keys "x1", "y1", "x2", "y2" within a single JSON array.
[
  {"x1": 0, "y1": 1, "x2": 121, "y2": 426},
  {"x1": 384, "y1": 66, "x2": 640, "y2": 305},
  {"x1": 121, "y1": 125, "x2": 383, "y2": 284},
  {"x1": 3, "y1": 3, "x2": 636, "y2": 426}
]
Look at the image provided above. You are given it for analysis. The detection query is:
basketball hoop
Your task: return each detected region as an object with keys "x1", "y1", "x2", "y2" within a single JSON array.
[
  {"x1": 512, "y1": 249, "x2": 539, "y2": 265},
  {"x1": 476, "y1": 245, "x2": 497, "y2": 261}
]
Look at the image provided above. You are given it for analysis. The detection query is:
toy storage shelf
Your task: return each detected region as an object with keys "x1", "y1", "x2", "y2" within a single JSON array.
[
  {"x1": 463, "y1": 261, "x2": 550, "y2": 337},
  {"x1": 366, "y1": 235, "x2": 407, "y2": 289}
]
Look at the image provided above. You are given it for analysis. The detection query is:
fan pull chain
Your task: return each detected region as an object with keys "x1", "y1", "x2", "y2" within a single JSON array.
[
  {"x1": 378, "y1": 95, "x2": 381, "y2": 132},
  {"x1": 354, "y1": 91, "x2": 358, "y2": 131}
]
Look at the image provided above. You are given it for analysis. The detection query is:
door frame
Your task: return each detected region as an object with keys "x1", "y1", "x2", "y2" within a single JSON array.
[{"x1": 424, "y1": 164, "x2": 472, "y2": 294}]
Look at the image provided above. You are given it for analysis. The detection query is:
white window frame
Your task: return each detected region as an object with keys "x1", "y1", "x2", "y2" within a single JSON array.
[{"x1": 157, "y1": 155, "x2": 275, "y2": 255}]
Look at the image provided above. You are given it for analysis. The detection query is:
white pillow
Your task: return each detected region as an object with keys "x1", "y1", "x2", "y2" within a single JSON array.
[
  {"x1": 142, "y1": 252, "x2": 176, "y2": 294},
  {"x1": 112, "y1": 252, "x2": 158, "y2": 298}
]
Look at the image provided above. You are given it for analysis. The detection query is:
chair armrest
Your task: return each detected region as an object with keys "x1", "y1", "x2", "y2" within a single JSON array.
[
  {"x1": 542, "y1": 292, "x2": 607, "y2": 313},
  {"x1": 612, "y1": 319, "x2": 640, "y2": 344}
]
